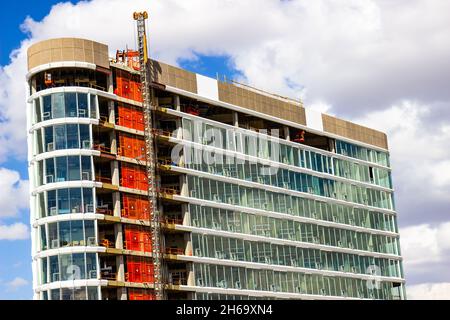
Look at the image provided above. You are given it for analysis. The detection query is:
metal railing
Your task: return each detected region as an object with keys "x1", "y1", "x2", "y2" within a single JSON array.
[
  {"x1": 165, "y1": 247, "x2": 184, "y2": 255},
  {"x1": 158, "y1": 187, "x2": 180, "y2": 196},
  {"x1": 92, "y1": 143, "x2": 114, "y2": 154}
]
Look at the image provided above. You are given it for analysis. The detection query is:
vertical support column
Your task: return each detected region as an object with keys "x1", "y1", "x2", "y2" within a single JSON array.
[
  {"x1": 174, "y1": 94, "x2": 181, "y2": 111},
  {"x1": 175, "y1": 118, "x2": 183, "y2": 139},
  {"x1": 110, "y1": 132, "x2": 117, "y2": 154},
  {"x1": 175, "y1": 118, "x2": 184, "y2": 167},
  {"x1": 180, "y1": 175, "x2": 188, "y2": 197},
  {"x1": 186, "y1": 263, "x2": 195, "y2": 286},
  {"x1": 117, "y1": 288, "x2": 127, "y2": 300},
  {"x1": 329, "y1": 138, "x2": 336, "y2": 153},
  {"x1": 184, "y1": 233, "x2": 192, "y2": 256},
  {"x1": 108, "y1": 71, "x2": 114, "y2": 94},
  {"x1": 284, "y1": 126, "x2": 290, "y2": 141},
  {"x1": 114, "y1": 223, "x2": 123, "y2": 249},
  {"x1": 233, "y1": 111, "x2": 239, "y2": 127},
  {"x1": 111, "y1": 162, "x2": 120, "y2": 186},
  {"x1": 108, "y1": 101, "x2": 115, "y2": 124},
  {"x1": 31, "y1": 78, "x2": 37, "y2": 95},
  {"x1": 182, "y1": 203, "x2": 189, "y2": 226},
  {"x1": 116, "y1": 255, "x2": 125, "y2": 282},
  {"x1": 112, "y1": 191, "x2": 121, "y2": 217}
]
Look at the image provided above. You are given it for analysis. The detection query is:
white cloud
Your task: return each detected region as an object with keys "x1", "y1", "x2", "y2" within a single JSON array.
[
  {"x1": 0, "y1": 223, "x2": 29, "y2": 240},
  {"x1": 0, "y1": 0, "x2": 448, "y2": 164},
  {"x1": 399, "y1": 221, "x2": 450, "y2": 288},
  {"x1": 407, "y1": 283, "x2": 450, "y2": 300},
  {"x1": 1, "y1": 0, "x2": 449, "y2": 163},
  {"x1": 5, "y1": 277, "x2": 29, "y2": 292},
  {"x1": 0, "y1": 168, "x2": 29, "y2": 218},
  {"x1": 354, "y1": 101, "x2": 450, "y2": 225}
]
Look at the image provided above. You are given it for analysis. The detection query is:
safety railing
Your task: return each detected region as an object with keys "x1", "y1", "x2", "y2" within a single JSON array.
[
  {"x1": 168, "y1": 271, "x2": 187, "y2": 285},
  {"x1": 158, "y1": 187, "x2": 180, "y2": 196},
  {"x1": 95, "y1": 175, "x2": 113, "y2": 183},
  {"x1": 152, "y1": 128, "x2": 173, "y2": 138},
  {"x1": 100, "y1": 239, "x2": 114, "y2": 248},
  {"x1": 121, "y1": 208, "x2": 151, "y2": 220},
  {"x1": 96, "y1": 205, "x2": 113, "y2": 216},
  {"x1": 92, "y1": 143, "x2": 114, "y2": 154},
  {"x1": 165, "y1": 247, "x2": 185, "y2": 255},
  {"x1": 164, "y1": 216, "x2": 183, "y2": 225},
  {"x1": 157, "y1": 158, "x2": 177, "y2": 166},
  {"x1": 100, "y1": 270, "x2": 117, "y2": 281}
]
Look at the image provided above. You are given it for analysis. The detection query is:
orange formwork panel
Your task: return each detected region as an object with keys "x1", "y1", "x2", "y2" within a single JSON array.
[
  {"x1": 121, "y1": 194, "x2": 150, "y2": 220},
  {"x1": 114, "y1": 69, "x2": 143, "y2": 102},
  {"x1": 124, "y1": 226, "x2": 152, "y2": 253},
  {"x1": 128, "y1": 288, "x2": 156, "y2": 300},
  {"x1": 126, "y1": 257, "x2": 154, "y2": 283},
  {"x1": 130, "y1": 80, "x2": 143, "y2": 102},
  {"x1": 118, "y1": 133, "x2": 145, "y2": 159},
  {"x1": 117, "y1": 105, "x2": 144, "y2": 131},
  {"x1": 120, "y1": 163, "x2": 148, "y2": 191}
]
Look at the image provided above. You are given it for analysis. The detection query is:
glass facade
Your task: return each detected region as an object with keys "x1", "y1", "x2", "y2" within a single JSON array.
[
  {"x1": 181, "y1": 118, "x2": 391, "y2": 189},
  {"x1": 29, "y1": 89, "x2": 102, "y2": 300},
  {"x1": 39, "y1": 219, "x2": 96, "y2": 250},
  {"x1": 37, "y1": 155, "x2": 92, "y2": 185},
  {"x1": 40, "y1": 252, "x2": 98, "y2": 284},
  {"x1": 47, "y1": 287, "x2": 99, "y2": 300},
  {"x1": 27, "y1": 54, "x2": 404, "y2": 300},
  {"x1": 191, "y1": 233, "x2": 401, "y2": 277},
  {"x1": 179, "y1": 114, "x2": 404, "y2": 299},
  {"x1": 184, "y1": 147, "x2": 394, "y2": 210},
  {"x1": 190, "y1": 198, "x2": 397, "y2": 233},
  {"x1": 193, "y1": 263, "x2": 403, "y2": 299},
  {"x1": 37, "y1": 187, "x2": 94, "y2": 217},
  {"x1": 188, "y1": 205, "x2": 399, "y2": 254},
  {"x1": 335, "y1": 140, "x2": 390, "y2": 167},
  {"x1": 42, "y1": 124, "x2": 91, "y2": 152},
  {"x1": 32, "y1": 92, "x2": 97, "y2": 124}
]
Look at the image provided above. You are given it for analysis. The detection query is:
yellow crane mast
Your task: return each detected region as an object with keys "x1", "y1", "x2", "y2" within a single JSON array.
[{"x1": 133, "y1": 11, "x2": 165, "y2": 300}]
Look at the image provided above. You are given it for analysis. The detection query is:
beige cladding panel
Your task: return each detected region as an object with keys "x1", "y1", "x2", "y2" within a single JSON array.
[
  {"x1": 150, "y1": 60, "x2": 197, "y2": 93},
  {"x1": 27, "y1": 38, "x2": 109, "y2": 70},
  {"x1": 149, "y1": 58, "x2": 385, "y2": 150},
  {"x1": 322, "y1": 114, "x2": 388, "y2": 150},
  {"x1": 218, "y1": 82, "x2": 307, "y2": 126}
]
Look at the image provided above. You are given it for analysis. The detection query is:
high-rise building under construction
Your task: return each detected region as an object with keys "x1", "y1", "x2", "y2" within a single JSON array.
[{"x1": 26, "y1": 35, "x2": 405, "y2": 300}]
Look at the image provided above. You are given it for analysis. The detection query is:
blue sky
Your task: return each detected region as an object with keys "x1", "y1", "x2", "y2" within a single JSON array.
[
  {"x1": 0, "y1": 1, "x2": 74, "y2": 65},
  {"x1": 1, "y1": 0, "x2": 450, "y2": 300}
]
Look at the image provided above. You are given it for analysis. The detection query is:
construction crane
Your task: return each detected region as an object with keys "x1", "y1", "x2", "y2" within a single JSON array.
[{"x1": 133, "y1": 11, "x2": 165, "y2": 300}]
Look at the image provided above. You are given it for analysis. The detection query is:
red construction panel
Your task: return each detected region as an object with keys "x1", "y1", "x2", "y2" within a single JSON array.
[
  {"x1": 127, "y1": 262, "x2": 142, "y2": 282},
  {"x1": 114, "y1": 70, "x2": 142, "y2": 102},
  {"x1": 120, "y1": 164, "x2": 148, "y2": 191},
  {"x1": 143, "y1": 261, "x2": 154, "y2": 282},
  {"x1": 121, "y1": 194, "x2": 150, "y2": 220},
  {"x1": 128, "y1": 289, "x2": 156, "y2": 300},
  {"x1": 117, "y1": 105, "x2": 133, "y2": 128},
  {"x1": 126, "y1": 257, "x2": 154, "y2": 283},
  {"x1": 118, "y1": 133, "x2": 145, "y2": 159},
  {"x1": 124, "y1": 226, "x2": 152, "y2": 252},
  {"x1": 114, "y1": 70, "x2": 130, "y2": 99},
  {"x1": 132, "y1": 109, "x2": 145, "y2": 131},
  {"x1": 131, "y1": 81, "x2": 143, "y2": 102},
  {"x1": 117, "y1": 106, "x2": 145, "y2": 131}
]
